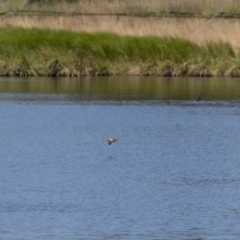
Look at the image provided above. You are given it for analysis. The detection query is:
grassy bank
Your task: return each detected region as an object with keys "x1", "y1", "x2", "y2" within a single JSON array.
[
  {"x1": 2, "y1": 14, "x2": 240, "y2": 49},
  {"x1": 0, "y1": 28, "x2": 239, "y2": 77},
  {"x1": 2, "y1": 1, "x2": 240, "y2": 49}
]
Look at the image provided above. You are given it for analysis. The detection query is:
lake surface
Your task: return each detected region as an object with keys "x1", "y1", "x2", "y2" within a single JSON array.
[{"x1": 0, "y1": 77, "x2": 240, "y2": 240}]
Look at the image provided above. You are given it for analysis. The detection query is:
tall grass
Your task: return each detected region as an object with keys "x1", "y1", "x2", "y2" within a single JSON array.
[
  {"x1": 2, "y1": 0, "x2": 240, "y2": 14},
  {"x1": 0, "y1": 28, "x2": 239, "y2": 77},
  {"x1": 2, "y1": 14, "x2": 240, "y2": 50}
]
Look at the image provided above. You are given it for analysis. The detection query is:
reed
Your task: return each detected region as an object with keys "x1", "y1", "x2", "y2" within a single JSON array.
[
  {"x1": 2, "y1": 0, "x2": 240, "y2": 15},
  {"x1": 2, "y1": 14, "x2": 240, "y2": 50},
  {"x1": 2, "y1": 0, "x2": 240, "y2": 49},
  {"x1": 0, "y1": 28, "x2": 239, "y2": 77}
]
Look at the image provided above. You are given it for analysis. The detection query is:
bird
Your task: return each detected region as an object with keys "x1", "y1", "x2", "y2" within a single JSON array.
[
  {"x1": 196, "y1": 96, "x2": 201, "y2": 101},
  {"x1": 106, "y1": 138, "x2": 118, "y2": 145}
]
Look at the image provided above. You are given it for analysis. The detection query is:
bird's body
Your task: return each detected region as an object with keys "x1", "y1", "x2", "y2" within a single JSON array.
[{"x1": 106, "y1": 138, "x2": 118, "y2": 145}]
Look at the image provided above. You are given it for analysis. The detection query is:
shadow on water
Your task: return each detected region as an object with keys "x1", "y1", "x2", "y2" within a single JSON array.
[{"x1": 1, "y1": 76, "x2": 240, "y2": 102}]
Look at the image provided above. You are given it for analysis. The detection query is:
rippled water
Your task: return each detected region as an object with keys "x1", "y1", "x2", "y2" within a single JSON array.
[{"x1": 0, "y1": 77, "x2": 240, "y2": 240}]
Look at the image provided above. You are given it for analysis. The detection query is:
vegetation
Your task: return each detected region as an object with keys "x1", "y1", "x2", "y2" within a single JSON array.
[
  {"x1": 2, "y1": 0, "x2": 240, "y2": 15},
  {"x1": 0, "y1": 28, "x2": 239, "y2": 77},
  {"x1": 1, "y1": 4, "x2": 240, "y2": 49},
  {"x1": 1, "y1": 1, "x2": 240, "y2": 77}
]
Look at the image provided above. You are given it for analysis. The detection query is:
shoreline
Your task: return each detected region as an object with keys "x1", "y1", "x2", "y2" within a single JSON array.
[{"x1": 0, "y1": 28, "x2": 240, "y2": 78}]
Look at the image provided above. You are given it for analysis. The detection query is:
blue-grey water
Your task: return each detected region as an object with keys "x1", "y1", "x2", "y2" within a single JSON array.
[{"x1": 0, "y1": 77, "x2": 240, "y2": 240}]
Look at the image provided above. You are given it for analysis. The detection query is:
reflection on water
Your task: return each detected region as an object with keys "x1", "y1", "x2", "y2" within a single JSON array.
[{"x1": 1, "y1": 76, "x2": 240, "y2": 101}]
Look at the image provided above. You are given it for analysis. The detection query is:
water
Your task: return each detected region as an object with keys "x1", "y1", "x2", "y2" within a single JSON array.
[{"x1": 0, "y1": 77, "x2": 240, "y2": 240}]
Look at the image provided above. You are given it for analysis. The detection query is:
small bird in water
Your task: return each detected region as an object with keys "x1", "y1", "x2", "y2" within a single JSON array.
[
  {"x1": 106, "y1": 138, "x2": 118, "y2": 145},
  {"x1": 196, "y1": 96, "x2": 201, "y2": 101}
]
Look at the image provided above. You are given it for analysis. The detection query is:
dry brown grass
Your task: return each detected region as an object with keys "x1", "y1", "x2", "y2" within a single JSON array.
[
  {"x1": 2, "y1": 0, "x2": 240, "y2": 14},
  {"x1": 1, "y1": 0, "x2": 240, "y2": 50},
  {"x1": 1, "y1": 13, "x2": 240, "y2": 49},
  {"x1": 1, "y1": 0, "x2": 240, "y2": 51}
]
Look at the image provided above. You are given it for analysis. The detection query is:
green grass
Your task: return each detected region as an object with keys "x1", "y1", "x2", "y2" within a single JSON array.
[{"x1": 0, "y1": 27, "x2": 239, "y2": 77}]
